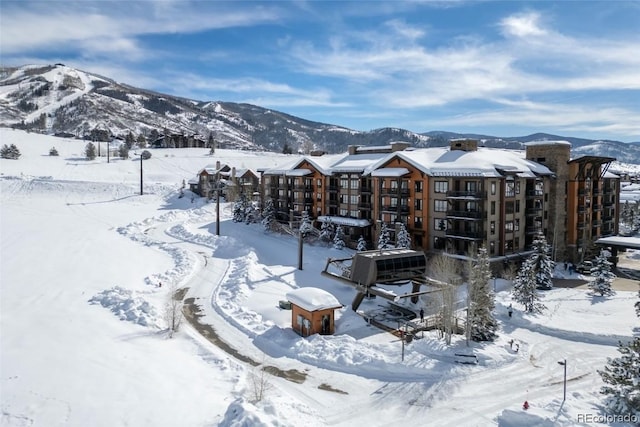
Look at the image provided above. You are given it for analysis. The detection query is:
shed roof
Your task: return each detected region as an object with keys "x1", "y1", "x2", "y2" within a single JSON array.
[{"x1": 286, "y1": 287, "x2": 342, "y2": 312}]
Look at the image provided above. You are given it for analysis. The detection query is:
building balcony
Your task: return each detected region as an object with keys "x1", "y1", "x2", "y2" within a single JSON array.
[
  {"x1": 445, "y1": 230, "x2": 484, "y2": 240},
  {"x1": 526, "y1": 190, "x2": 544, "y2": 199},
  {"x1": 381, "y1": 205, "x2": 410, "y2": 213},
  {"x1": 577, "y1": 222, "x2": 586, "y2": 229},
  {"x1": 592, "y1": 220, "x2": 602, "y2": 227},
  {"x1": 360, "y1": 187, "x2": 373, "y2": 194},
  {"x1": 328, "y1": 186, "x2": 339, "y2": 192},
  {"x1": 446, "y1": 210, "x2": 484, "y2": 220},
  {"x1": 293, "y1": 185, "x2": 313, "y2": 191},
  {"x1": 380, "y1": 188, "x2": 410, "y2": 196},
  {"x1": 526, "y1": 227, "x2": 543, "y2": 235},
  {"x1": 446, "y1": 190, "x2": 485, "y2": 199},
  {"x1": 593, "y1": 204, "x2": 602, "y2": 211},
  {"x1": 525, "y1": 207, "x2": 543, "y2": 216},
  {"x1": 358, "y1": 202, "x2": 372, "y2": 210}
]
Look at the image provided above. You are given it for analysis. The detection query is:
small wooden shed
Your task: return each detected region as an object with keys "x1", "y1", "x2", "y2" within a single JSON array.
[{"x1": 286, "y1": 288, "x2": 342, "y2": 337}]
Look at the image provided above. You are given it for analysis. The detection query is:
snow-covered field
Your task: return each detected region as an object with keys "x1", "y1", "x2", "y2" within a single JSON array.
[{"x1": 1, "y1": 128, "x2": 638, "y2": 426}]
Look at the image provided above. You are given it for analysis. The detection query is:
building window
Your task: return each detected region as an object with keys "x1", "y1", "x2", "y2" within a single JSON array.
[
  {"x1": 434, "y1": 236, "x2": 445, "y2": 250},
  {"x1": 515, "y1": 200, "x2": 520, "y2": 213},
  {"x1": 505, "y1": 180, "x2": 515, "y2": 197},
  {"x1": 435, "y1": 200, "x2": 447, "y2": 212},
  {"x1": 317, "y1": 179, "x2": 322, "y2": 187},
  {"x1": 515, "y1": 237, "x2": 520, "y2": 248},
  {"x1": 340, "y1": 177, "x2": 348, "y2": 189},
  {"x1": 515, "y1": 181, "x2": 521, "y2": 194},
  {"x1": 491, "y1": 182, "x2": 496, "y2": 195},
  {"x1": 490, "y1": 221, "x2": 495, "y2": 235},
  {"x1": 415, "y1": 218, "x2": 423, "y2": 229},
  {"x1": 415, "y1": 181, "x2": 423, "y2": 192},
  {"x1": 435, "y1": 218, "x2": 447, "y2": 231},
  {"x1": 506, "y1": 201, "x2": 514, "y2": 214},
  {"x1": 505, "y1": 221, "x2": 514, "y2": 233},
  {"x1": 350, "y1": 195, "x2": 358, "y2": 204},
  {"x1": 491, "y1": 201, "x2": 496, "y2": 215},
  {"x1": 415, "y1": 199, "x2": 423, "y2": 211},
  {"x1": 515, "y1": 218, "x2": 520, "y2": 231},
  {"x1": 435, "y1": 181, "x2": 448, "y2": 193},
  {"x1": 351, "y1": 179, "x2": 359, "y2": 189},
  {"x1": 490, "y1": 241, "x2": 495, "y2": 254}
]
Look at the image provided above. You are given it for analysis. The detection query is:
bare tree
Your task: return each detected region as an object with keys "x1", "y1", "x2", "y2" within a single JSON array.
[
  {"x1": 164, "y1": 283, "x2": 184, "y2": 338},
  {"x1": 429, "y1": 254, "x2": 462, "y2": 345},
  {"x1": 247, "y1": 360, "x2": 273, "y2": 403}
]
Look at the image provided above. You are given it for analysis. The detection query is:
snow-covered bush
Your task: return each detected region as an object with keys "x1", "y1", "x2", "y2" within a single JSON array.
[{"x1": 1, "y1": 143, "x2": 21, "y2": 160}]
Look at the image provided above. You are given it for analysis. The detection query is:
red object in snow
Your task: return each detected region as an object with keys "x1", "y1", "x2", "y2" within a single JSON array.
[{"x1": 523, "y1": 400, "x2": 530, "y2": 410}]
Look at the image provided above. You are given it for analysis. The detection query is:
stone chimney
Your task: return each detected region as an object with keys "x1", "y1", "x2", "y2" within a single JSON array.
[
  {"x1": 348, "y1": 145, "x2": 360, "y2": 155},
  {"x1": 449, "y1": 138, "x2": 478, "y2": 152},
  {"x1": 216, "y1": 160, "x2": 221, "y2": 170},
  {"x1": 391, "y1": 142, "x2": 410, "y2": 152}
]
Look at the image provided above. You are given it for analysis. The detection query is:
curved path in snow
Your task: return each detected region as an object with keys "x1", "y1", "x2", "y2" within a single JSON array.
[{"x1": 122, "y1": 205, "x2": 630, "y2": 426}]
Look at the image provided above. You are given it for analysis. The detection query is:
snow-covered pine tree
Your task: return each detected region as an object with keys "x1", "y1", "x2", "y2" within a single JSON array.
[
  {"x1": 299, "y1": 211, "x2": 313, "y2": 237},
  {"x1": 84, "y1": 142, "x2": 96, "y2": 160},
  {"x1": 261, "y1": 199, "x2": 277, "y2": 231},
  {"x1": 377, "y1": 222, "x2": 392, "y2": 250},
  {"x1": 467, "y1": 246, "x2": 497, "y2": 341},
  {"x1": 512, "y1": 258, "x2": 546, "y2": 313},
  {"x1": 333, "y1": 225, "x2": 345, "y2": 249},
  {"x1": 396, "y1": 223, "x2": 411, "y2": 249},
  {"x1": 233, "y1": 193, "x2": 248, "y2": 223},
  {"x1": 598, "y1": 337, "x2": 640, "y2": 418},
  {"x1": 49, "y1": 146, "x2": 59, "y2": 156},
  {"x1": 589, "y1": 249, "x2": 616, "y2": 297},
  {"x1": 319, "y1": 220, "x2": 333, "y2": 243},
  {"x1": 356, "y1": 236, "x2": 367, "y2": 251},
  {"x1": 245, "y1": 202, "x2": 257, "y2": 224},
  {"x1": 529, "y1": 233, "x2": 555, "y2": 290}
]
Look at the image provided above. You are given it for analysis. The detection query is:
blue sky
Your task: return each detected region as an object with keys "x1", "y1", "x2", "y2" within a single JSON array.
[{"x1": 2, "y1": 1, "x2": 639, "y2": 142}]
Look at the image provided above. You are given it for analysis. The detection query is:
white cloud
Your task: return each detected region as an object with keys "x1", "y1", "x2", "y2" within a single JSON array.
[{"x1": 499, "y1": 11, "x2": 547, "y2": 38}]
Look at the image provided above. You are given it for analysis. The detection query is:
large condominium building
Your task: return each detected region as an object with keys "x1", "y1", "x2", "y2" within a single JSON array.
[{"x1": 260, "y1": 139, "x2": 619, "y2": 264}]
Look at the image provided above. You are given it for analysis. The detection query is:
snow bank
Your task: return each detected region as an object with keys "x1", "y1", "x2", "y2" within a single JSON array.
[{"x1": 89, "y1": 286, "x2": 158, "y2": 326}]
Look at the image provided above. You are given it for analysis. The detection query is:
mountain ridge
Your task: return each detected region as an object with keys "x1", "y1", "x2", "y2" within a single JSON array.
[{"x1": 1, "y1": 64, "x2": 638, "y2": 162}]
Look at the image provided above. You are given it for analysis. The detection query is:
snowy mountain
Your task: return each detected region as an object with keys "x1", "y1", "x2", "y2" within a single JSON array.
[{"x1": 1, "y1": 64, "x2": 637, "y2": 161}]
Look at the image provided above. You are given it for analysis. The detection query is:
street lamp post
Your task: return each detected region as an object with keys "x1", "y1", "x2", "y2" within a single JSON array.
[
  {"x1": 558, "y1": 359, "x2": 567, "y2": 402},
  {"x1": 215, "y1": 173, "x2": 220, "y2": 236},
  {"x1": 136, "y1": 153, "x2": 143, "y2": 195}
]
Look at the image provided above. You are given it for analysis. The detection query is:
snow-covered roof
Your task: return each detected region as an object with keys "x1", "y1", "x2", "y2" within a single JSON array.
[
  {"x1": 317, "y1": 216, "x2": 370, "y2": 227},
  {"x1": 371, "y1": 167, "x2": 409, "y2": 177},
  {"x1": 595, "y1": 236, "x2": 640, "y2": 249},
  {"x1": 285, "y1": 168, "x2": 312, "y2": 177},
  {"x1": 286, "y1": 288, "x2": 342, "y2": 311},
  {"x1": 524, "y1": 140, "x2": 572, "y2": 147}
]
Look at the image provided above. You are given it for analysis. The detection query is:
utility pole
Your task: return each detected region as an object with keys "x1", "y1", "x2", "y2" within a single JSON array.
[{"x1": 139, "y1": 154, "x2": 143, "y2": 195}]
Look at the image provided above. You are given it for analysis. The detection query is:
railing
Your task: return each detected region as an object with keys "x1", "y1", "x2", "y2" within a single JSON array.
[
  {"x1": 358, "y1": 202, "x2": 372, "y2": 209},
  {"x1": 380, "y1": 188, "x2": 410, "y2": 196},
  {"x1": 360, "y1": 187, "x2": 373, "y2": 194},
  {"x1": 593, "y1": 204, "x2": 602, "y2": 211},
  {"x1": 526, "y1": 227, "x2": 543, "y2": 234},
  {"x1": 526, "y1": 190, "x2": 544, "y2": 198},
  {"x1": 445, "y1": 230, "x2": 484, "y2": 239},
  {"x1": 446, "y1": 210, "x2": 483, "y2": 219},
  {"x1": 446, "y1": 190, "x2": 485, "y2": 199}
]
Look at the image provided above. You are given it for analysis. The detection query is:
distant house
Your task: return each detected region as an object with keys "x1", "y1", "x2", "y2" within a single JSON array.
[
  {"x1": 191, "y1": 161, "x2": 260, "y2": 200},
  {"x1": 151, "y1": 133, "x2": 206, "y2": 148},
  {"x1": 286, "y1": 287, "x2": 342, "y2": 337}
]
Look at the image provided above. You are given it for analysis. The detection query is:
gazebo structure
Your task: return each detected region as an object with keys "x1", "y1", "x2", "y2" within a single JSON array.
[{"x1": 286, "y1": 288, "x2": 342, "y2": 337}]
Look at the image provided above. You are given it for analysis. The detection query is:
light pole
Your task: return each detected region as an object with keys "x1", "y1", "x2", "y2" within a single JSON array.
[
  {"x1": 215, "y1": 173, "x2": 221, "y2": 236},
  {"x1": 136, "y1": 153, "x2": 143, "y2": 195},
  {"x1": 558, "y1": 359, "x2": 567, "y2": 402}
]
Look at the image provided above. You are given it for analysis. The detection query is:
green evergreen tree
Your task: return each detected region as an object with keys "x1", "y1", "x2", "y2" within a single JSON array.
[
  {"x1": 467, "y1": 246, "x2": 497, "y2": 341},
  {"x1": 512, "y1": 257, "x2": 546, "y2": 313},
  {"x1": 119, "y1": 144, "x2": 129, "y2": 159},
  {"x1": 589, "y1": 249, "x2": 616, "y2": 296},
  {"x1": 1, "y1": 144, "x2": 21, "y2": 159},
  {"x1": 85, "y1": 142, "x2": 97, "y2": 160},
  {"x1": 598, "y1": 338, "x2": 640, "y2": 418}
]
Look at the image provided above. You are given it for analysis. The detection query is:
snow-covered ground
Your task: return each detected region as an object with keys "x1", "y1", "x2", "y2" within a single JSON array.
[{"x1": 1, "y1": 128, "x2": 639, "y2": 426}]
